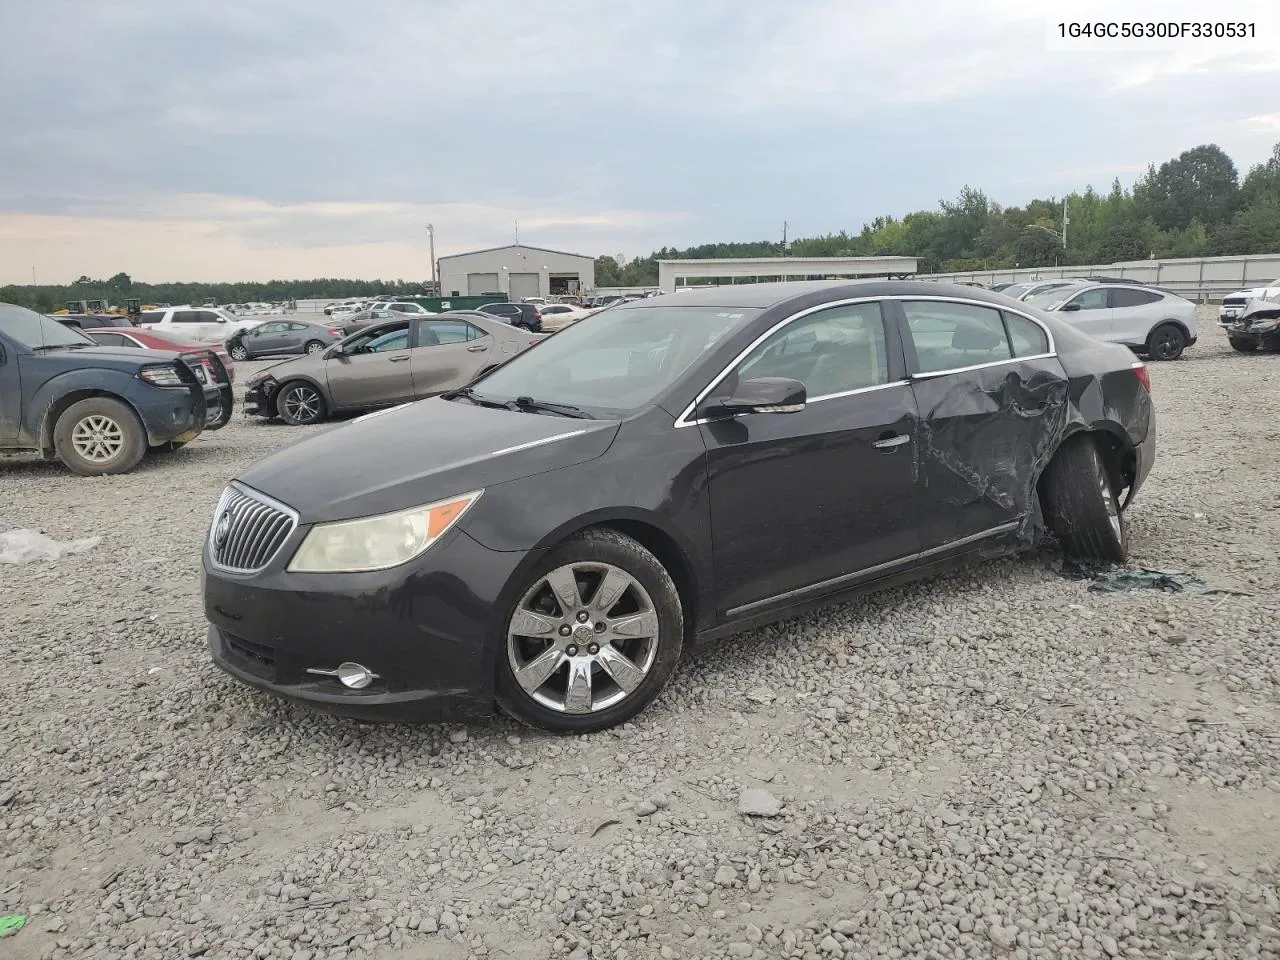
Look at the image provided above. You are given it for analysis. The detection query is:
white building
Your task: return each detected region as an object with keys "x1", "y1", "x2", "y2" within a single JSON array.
[{"x1": 437, "y1": 244, "x2": 596, "y2": 300}]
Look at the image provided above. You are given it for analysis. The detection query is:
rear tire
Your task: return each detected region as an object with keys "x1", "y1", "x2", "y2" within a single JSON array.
[
  {"x1": 276, "y1": 381, "x2": 327, "y2": 425},
  {"x1": 1040, "y1": 434, "x2": 1127, "y2": 564},
  {"x1": 1145, "y1": 323, "x2": 1186, "y2": 361},
  {"x1": 53, "y1": 397, "x2": 148, "y2": 476},
  {"x1": 1228, "y1": 337, "x2": 1258, "y2": 353},
  {"x1": 495, "y1": 529, "x2": 685, "y2": 733}
]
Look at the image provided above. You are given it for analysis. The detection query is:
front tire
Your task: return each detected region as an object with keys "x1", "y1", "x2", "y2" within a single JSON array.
[
  {"x1": 1228, "y1": 337, "x2": 1258, "y2": 353},
  {"x1": 53, "y1": 397, "x2": 148, "y2": 476},
  {"x1": 304, "y1": 340, "x2": 326, "y2": 355},
  {"x1": 1146, "y1": 323, "x2": 1186, "y2": 361},
  {"x1": 496, "y1": 529, "x2": 685, "y2": 733},
  {"x1": 1040, "y1": 435, "x2": 1127, "y2": 564},
  {"x1": 276, "y1": 381, "x2": 327, "y2": 425},
  {"x1": 228, "y1": 342, "x2": 250, "y2": 361}
]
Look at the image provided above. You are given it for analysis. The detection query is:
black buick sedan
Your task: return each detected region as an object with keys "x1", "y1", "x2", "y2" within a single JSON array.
[{"x1": 204, "y1": 281, "x2": 1155, "y2": 733}]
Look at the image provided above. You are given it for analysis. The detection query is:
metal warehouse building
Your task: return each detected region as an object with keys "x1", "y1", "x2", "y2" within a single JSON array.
[{"x1": 437, "y1": 244, "x2": 596, "y2": 300}]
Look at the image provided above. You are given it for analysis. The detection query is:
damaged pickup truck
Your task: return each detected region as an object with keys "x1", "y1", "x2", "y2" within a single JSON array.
[
  {"x1": 0, "y1": 303, "x2": 231, "y2": 475},
  {"x1": 1220, "y1": 295, "x2": 1280, "y2": 353},
  {"x1": 205, "y1": 281, "x2": 1154, "y2": 733}
]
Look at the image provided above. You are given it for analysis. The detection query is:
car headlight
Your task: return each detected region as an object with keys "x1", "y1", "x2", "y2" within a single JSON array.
[
  {"x1": 138, "y1": 363, "x2": 184, "y2": 387},
  {"x1": 287, "y1": 490, "x2": 483, "y2": 573}
]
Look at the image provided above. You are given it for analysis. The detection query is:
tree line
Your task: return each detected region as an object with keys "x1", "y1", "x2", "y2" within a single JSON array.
[{"x1": 3, "y1": 140, "x2": 1277, "y2": 311}]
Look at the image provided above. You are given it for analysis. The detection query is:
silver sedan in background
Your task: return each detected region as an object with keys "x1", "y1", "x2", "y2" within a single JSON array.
[{"x1": 226, "y1": 319, "x2": 345, "y2": 360}]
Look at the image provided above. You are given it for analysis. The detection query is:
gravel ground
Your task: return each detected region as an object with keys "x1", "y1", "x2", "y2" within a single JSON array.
[{"x1": 2, "y1": 312, "x2": 1279, "y2": 960}]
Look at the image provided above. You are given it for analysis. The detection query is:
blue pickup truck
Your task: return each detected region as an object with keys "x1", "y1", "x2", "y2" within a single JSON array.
[{"x1": 0, "y1": 303, "x2": 232, "y2": 475}]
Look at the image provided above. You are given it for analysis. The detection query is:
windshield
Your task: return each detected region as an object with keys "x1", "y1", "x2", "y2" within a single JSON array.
[
  {"x1": 469, "y1": 304, "x2": 761, "y2": 416},
  {"x1": 1023, "y1": 288, "x2": 1076, "y2": 310},
  {"x1": 1, "y1": 304, "x2": 96, "y2": 349},
  {"x1": 1000, "y1": 283, "x2": 1034, "y2": 299}
]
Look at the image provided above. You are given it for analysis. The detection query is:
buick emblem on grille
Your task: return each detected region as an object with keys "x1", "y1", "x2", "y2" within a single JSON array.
[{"x1": 214, "y1": 510, "x2": 234, "y2": 547}]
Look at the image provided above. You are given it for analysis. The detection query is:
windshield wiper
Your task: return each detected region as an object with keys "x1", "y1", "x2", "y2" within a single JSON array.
[
  {"x1": 446, "y1": 386, "x2": 508, "y2": 409},
  {"x1": 506, "y1": 396, "x2": 595, "y2": 419}
]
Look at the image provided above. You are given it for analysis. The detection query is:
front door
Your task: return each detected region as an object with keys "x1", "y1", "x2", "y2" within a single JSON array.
[
  {"x1": 325, "y1": 322, "x2": 415, "y2": 409},
  {"x1": 897, "y1": 298, "x2": 1069, "y2": 549},
  {"x1": 410, "y1": 318, "x2": 494, "y2": 397},
  {"x1": 0, "y1": 335, "x2": 21, "y2": 441},
  {"x1": 697, "y1": 301, "x2": 924, "y2": 616},
  {"x1": 245, "y1": 321, "x2": 289, "y2": 355},
  {"x1": 1056, "y1": 287, "x2": 1113, "y2": 340}
]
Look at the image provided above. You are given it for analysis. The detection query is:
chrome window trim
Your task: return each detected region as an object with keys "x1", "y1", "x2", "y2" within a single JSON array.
[
  {"x1": 673, "y1": 295, "x2": 1058, "y2": 427},
  {"x1": 725, "y1": 520, "x2": 1020, "y2": 618}
]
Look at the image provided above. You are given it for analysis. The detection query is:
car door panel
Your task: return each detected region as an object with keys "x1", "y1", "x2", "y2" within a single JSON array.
[
  {"x1": 0, "y1": 336, "x2": 20, "y2": 440},
  {"x1": 325, "y1": 328, "x2": 414, "y2": 409},
  {"x1": 1058, "y1": 288, "x2": 1113, "y2": 341},
  {"x1": 895, "y1": 300, "x2": 1070, "y2": 550}
]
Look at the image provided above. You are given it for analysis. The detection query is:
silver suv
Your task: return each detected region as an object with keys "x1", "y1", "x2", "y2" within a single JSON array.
[{"x1": 1022, "y1": 283, "x2": 1199, "y2": 360}]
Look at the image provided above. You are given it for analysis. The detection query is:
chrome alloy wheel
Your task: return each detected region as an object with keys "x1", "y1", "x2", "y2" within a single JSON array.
[
  {"x1": 282, "y1": 385, "x2": 323, "y2": 422},
  {"x1": 70, "y1": 414, "x2": 125, "y2": 462},
  {"x1": 507, "y1": 562, "x2": 659, "y2": 714},
  {"x1": 1099, "y1": 470, "x2": 1123, "y2": 542}
]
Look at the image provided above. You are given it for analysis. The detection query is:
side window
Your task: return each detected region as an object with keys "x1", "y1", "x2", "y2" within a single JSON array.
[
  {"x1": 139, "y1": 311, "x2": 163, "y2": 324},
  {"x1": 91, "y1": 333, "x2": 130, "y2": 347},
  {"x1": 197, "y1": 311, "x2": 222, "y2": 323},
  {"x1": 1110, "y1": 288, "x2": 1162, "y2": 308},
  {"x1": 173, "y1": 311, "x2": 201, "y2": 323},
  {"x1": 1003, "y1": 312, "x2": 1050, "y2": 358},
  {"x1": 736, "y1": 302, "x2": 889, "y2": 397},
  {"x1": 367, "y1": 330, "x2": 409, "y2": 352},
  {"x1": 422, "y1": 320, "x2": 478, "y2": 345},
  {"x1": 901, "y1": 301, "x2": 1012, "y2": 373},
  {"x1": 287, "y1": 322, "x2": 309, "y2": 331},
  {"x1": 1064, "y1": 289, "x2": 1108, "y2": 311}
]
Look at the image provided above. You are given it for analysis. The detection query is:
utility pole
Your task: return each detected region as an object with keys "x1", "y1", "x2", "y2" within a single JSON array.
[
  {"x1": 514, "y1": 220, "x2": 519, "y2": 245},
  {"x1": 781, "y1": 221, "x2": 789, "y2": 282},
  {"x1": 425, "y1": 224, "x2": 436, "y2": 295},
  {"x1": 1062, "y1": 198, "x2": 1069, "y2": 250}
]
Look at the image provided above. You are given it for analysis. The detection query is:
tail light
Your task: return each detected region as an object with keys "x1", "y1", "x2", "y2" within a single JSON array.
[
  {"x1": 328, "y1": 328, "x2": 342, "y2": 336},
  {"x1": 1131, "y1": 361, "x2": 1150, "y2": 392},
  {"x1": 528, "y1": 338, "x2": 542, "y2": 346}
]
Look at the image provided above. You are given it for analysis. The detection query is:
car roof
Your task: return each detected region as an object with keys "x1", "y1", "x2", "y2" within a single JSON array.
[{"x1": 624, "y1": 279, "x2": 1038, "y2": 310}]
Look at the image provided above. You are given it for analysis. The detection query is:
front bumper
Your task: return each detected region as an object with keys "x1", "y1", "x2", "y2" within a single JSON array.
[
  {"x1": 1219, "y1": 320, "x2": 1280, "y2": 344},
  {"x1": 204, "y1": 526, "x2": 531, "y2": 723},
  {"x1": 244, "y1": 380, "x2": 276, "y2": 418}
]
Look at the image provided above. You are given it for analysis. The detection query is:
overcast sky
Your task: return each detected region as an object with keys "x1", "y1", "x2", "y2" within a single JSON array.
[{"x1": 2, "y1": 0, "x2": 1278, "y2": 284}]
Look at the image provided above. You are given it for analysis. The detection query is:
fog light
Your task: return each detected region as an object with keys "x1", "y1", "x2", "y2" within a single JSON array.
[{"x1": 337, "y1": 662, "x2": 374, "y2": 689}]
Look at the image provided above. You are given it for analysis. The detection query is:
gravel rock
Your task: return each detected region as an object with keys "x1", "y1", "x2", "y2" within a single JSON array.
[{"x1": 737, "y1": 788, "x2": 784, "y2": 817}]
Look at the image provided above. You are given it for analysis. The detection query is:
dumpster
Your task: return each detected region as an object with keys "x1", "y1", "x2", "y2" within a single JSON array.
[{"x1": 404, "y1": 294, "x2": 507, "y2": 313}]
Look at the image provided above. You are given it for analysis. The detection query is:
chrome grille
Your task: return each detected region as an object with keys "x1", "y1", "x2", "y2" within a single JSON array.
[{"x1": 209, "y1": 483, "x2": 298, "y2": 573}]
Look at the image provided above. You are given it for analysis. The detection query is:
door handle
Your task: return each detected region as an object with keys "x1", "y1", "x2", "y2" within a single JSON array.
[
  {"x1": 466, "y1": 344, "x2": 489, "y2": 352},
  {"x1": 872, "y1": 433, "x2": 910, "y2": 450},
  {"x1": 388, "y1": 355, "x2": 410, "y2": 362}
]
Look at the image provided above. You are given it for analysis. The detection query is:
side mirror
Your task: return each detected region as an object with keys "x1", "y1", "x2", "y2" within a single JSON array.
[
  {"x1": 1060, "y1": 302, "x2": 1082, "y2": 312},
  {"x1": 702, "y1": 377, "x2": 807, "y2": 417}
]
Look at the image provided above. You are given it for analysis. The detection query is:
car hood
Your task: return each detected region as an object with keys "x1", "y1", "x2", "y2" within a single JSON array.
[
  {"x1": 254, "y1": 352, "x2": 328, "y2": 380},
  {"x1": 237, "y1": 397, "x2": 621, "y2": 523},
  {"x1": 19, "y1": 345, "x2": 181, "y2": 372}
]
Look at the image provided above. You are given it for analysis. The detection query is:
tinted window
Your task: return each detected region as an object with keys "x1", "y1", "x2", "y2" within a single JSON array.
[
  {"x1": 89, "y1": 332, "x2": 131, "y2": 347},
  {"x1": 1063, "y1": 289, "x2": 1108, "y2": 311},
  {"x1": 174, "y1": 311, "x2": 201, "y2": 323},
  {"x1": 484, "y1": 304, "x2": 518, "y2": 316},
  {"x1": 1003, "y1": 312, "x2": 1050, "y2": 357},
  {"x1": 1110, "y1": 288, "x2": 1162, "y2": 308},
  {"x1": 139, "y1": 311, "x2": 164, "y2": 324},
  {"x1": 902, "y1": 301, "x2": 1013, "y2": 373},
  {"x1": 197, "y1": 311, "x2": 222, "y2": 322},
  {"x1": 367, "y1": 329, "x2": 409, "y2": 352},
  {"x1": 737, "y1": 303, "x2": 889, "y2": 396},
  {"x1": 420, "y1": 320, "x2": 479, "y2": 345}
]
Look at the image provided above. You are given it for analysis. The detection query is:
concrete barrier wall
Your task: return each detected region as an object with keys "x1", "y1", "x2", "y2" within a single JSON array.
[{"x1": 926, "y1": 253, "x2": 1280, "y2": 301}]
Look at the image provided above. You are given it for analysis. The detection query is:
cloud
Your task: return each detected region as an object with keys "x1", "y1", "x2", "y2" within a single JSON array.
[{"x1": 1, "y1": 0, "x2": 1278, "y2": 283}]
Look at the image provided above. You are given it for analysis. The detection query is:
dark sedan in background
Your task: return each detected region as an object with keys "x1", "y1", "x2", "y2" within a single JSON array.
[
  {"x1": 241, "y1": 312, "x2": 541, "y2": 425},
  {"x1": 205, "y1": 281, "x2": 1155, "y2": 733},
  {"x1": 226, "y1": 319, "x2": 344, "y2": 360}
]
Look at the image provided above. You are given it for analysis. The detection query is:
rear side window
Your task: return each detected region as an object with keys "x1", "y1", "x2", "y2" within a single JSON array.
[
  {"x1": 139, "y1": 311, "x2": 164, "y2": 324},
  {"x1": 90, "y1": 332, "x2": 131, "y2": 347},
  {"x1": 1002, "y1": 312, "x2": 1050, "y2": 357},
  {"x1": 421, "y1": 320, "x2": 480, "y2": 345},
  {"x1": 196, "y1": 311, "x2": 221, "y2": 322},
  {"x1": 1110, "y1": 288, "x2": 1162, "y2": 308},
  {"x1": 902, "y1": 301, "x2": 1013, "y2": 373},
  {"x1": 174, "y1": 311, "x2": 201, "y2": 323}
]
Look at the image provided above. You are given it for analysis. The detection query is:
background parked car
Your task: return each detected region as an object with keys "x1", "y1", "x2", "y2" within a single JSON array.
[
  {"x1": 537, "y1": 304, "x2": 591, "y2": 330},
  {"x1": 477, "y1": 302, "x2": 543, "y2": 332},
  {"x1": 83, "y1": 327, "x2": 237, "y2": 383},
  {"x1": 1220, "y1": 295, "x2": 1280, "y2": 352},
  {"x1": 0, "y1": 305, "x2": 229, "y2": 474},
  {"x1": 52, "y1": 313, "x2": 135, "y2": 330},
  {"x1": 243, "y1": 313, "x2": 542, "y2": 425},
  {"x1": 226, "y1": 319, "x2": 344, "y2": 360},
  {"x1": 139, "y1": 306, "x2": 264, "y2": 344},
  {"x1": 341, "y1": 307, "x2": 398, "y2": 336},
  {"x1": 1023, "y1": 282, "x2": 1198, "y2": 360},
  {"x1": 1219, "y1": 277, "x2": 1280, "y2": 324}
]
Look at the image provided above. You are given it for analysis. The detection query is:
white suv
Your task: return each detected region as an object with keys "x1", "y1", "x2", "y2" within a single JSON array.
[
  {"x1": 1022, "y1": 283, "x2": 1199, "y2": 361},
  {"x1": 139, "y1": 306, "x2": 265, "y2": 344},
  {"x1": 1219, "y1": 278, "x2": 1280, "y2": 322}
]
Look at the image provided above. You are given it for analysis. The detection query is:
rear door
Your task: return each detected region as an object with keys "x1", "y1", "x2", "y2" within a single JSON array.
[
  {"x1": 325, "y1": 321, "x2": 415, "y2": 409},
  {"x1": 1108, "y1": 287, "x2": 1164, "y2": 346},
  {"x1": 1056, "y1": 287, "x2": 1113, "y2": 340},
  {"x1": 697, "y1": 300, "x2": 927, "y2": 616},
  {"x1": 410, "y1": 318, "x2": 492, "y2": 396},
  {"x1": 897, "y1": 298, "x2": 1068, "y2": 549}
]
